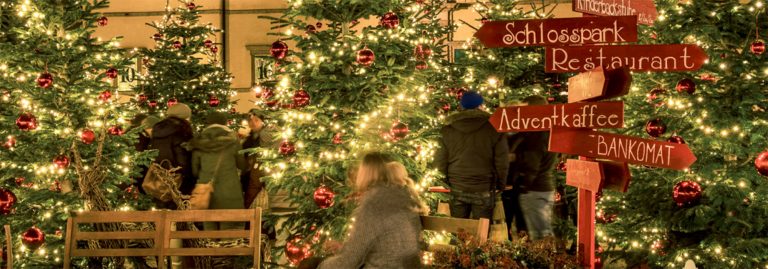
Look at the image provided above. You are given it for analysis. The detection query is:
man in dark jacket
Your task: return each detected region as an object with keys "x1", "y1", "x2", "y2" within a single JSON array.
[
  {"x1": 150, "y1": 103, "x2": 195, "y2": 207},
  {"x1": 508, "y1": 95, "x2": 557, "y2": 240},
  {"x1": 434, "y1": 91, "x2": 509, "y2": 219}
]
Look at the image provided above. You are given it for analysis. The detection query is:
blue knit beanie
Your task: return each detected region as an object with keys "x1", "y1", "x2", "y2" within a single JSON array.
[{"x1": 460, "y1": 91, "x2": 483, "y2": 109}]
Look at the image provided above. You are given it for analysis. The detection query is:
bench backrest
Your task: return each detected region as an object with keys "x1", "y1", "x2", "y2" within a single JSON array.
[
  {"x1": 63, "y1": 208, "x2": 261, "y2": 269},
  {"x1": 420, "y1": 216, "x2": 490, "y2": 244},
  {"x1": 4, "y1": 225, "x2": 11, "y2": 269}
]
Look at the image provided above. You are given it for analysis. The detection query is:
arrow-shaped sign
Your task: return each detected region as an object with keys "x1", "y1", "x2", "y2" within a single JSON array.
[
  {"x1": 573, "y1": 0, "x2": 659, "y2": 26},
  {"x1": 549, "y1": 127, "x2": 696, "y2": 170},
  {"x1": 474, "y1": 16, "x2": 638, "y2": 48},
  {"x1": 489, "y1": 101, "x2": 624, "y2": 132},
  {"x1": 568, "y1": 66, "x2": 631, "y2": 103},
  {"x1": 546, "y1": 44, "x2": 708, "y2": 73}
]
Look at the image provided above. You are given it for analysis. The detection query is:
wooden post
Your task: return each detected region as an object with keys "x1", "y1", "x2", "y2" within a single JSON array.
[
  {"x1": 4, "y1": 225, "x2": 12, "y2": 269},
  {"x1": 576, "y1": 156, "x2": 596, "y2": 269}
]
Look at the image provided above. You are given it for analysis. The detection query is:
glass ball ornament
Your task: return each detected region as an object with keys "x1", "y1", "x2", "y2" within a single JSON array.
[
  {"x1": 356, "y1": 47, "x2": 375, "y2": 66},
  {"x1": 672, "y1": 180, "x2": 702, "y2": 207},
  {"x1": 313, "y1": 185, "x2": 335, "y2": 209},
  {"x1": 645, "y1": 118, "x2": 667, "y2": 137},
  {"x1": 270, "y1": 40, "x2": 289, "y2": 60}
]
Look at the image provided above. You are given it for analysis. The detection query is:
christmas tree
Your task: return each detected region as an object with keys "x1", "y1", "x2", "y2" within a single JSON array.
[
  {"x1": 598, "y1": 0, "x2": 768, "y2": 267},
  {"x1": 0, "y1": 0, "x2": 151, "y2": 267},
  {"x1": 134, "y1": 0, "x2": 233, "y2": 126},
  {"x1": 256, "y1": 0, "x2": 451, "y2": 263}
]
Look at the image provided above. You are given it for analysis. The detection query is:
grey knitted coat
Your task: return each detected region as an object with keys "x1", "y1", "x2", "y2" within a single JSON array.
[{"x1": 318, "y1": 185, "x2": 423, "y2": 269}]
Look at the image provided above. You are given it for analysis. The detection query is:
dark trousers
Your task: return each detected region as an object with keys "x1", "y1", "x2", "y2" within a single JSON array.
[
  {"x1": 502, "y1": 189, "x2": 527, "y2": 239},
  {"x1": 450, "y1": 190, "x2": 494, "y2": 219}
]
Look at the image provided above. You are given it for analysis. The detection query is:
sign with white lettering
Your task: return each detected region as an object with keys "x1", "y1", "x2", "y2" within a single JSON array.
[
  {"x1": 548, "y1": 127, "x2": 697, "y2": 170},
  {"x1": 474, "y1": 16, "x2": 638, "y2": 48},
  {"x1": 489, "y1": 101, "x2": 624, "y2": 132},
  {"x1": 545, "y1": 44, "x2": 708, "y2": 73},
  {"x1": 573, "y1": 0, "x2": 658, "y2": 26},
  {"x1": 568, "y1": 66, "x2": 631, "y2": 103},
  {"x1": 566, "y1": 159, "x2": 604, "y2": 193}
]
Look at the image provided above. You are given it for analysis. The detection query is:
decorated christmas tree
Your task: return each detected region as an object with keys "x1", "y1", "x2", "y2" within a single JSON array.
[
  {"x1": 256, "y1": 0, "x2": 452, "y2": 263},
  {"x1": 598, "y1": 0, "x2": 768, "y2": 267},
  {"x1": 0, "y1": 0, "x2": 151, "y2": 267},
  {"x1": 134, "y1": 0, "x2": 233, "y2": 126}
]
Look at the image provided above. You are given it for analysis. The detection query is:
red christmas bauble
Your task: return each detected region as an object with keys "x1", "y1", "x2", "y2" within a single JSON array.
[
  {"x1": 673, "y1": 180, "x2": 702, "y2": 207},
  {"x1": 208, "y1": 95, "x2": 220, "y2": 107},
  {"x1": 675, "y1": 78, "x2": 696, "y2": 94},
  {"x1": 108, "y1": 125, "x2": 124, "y2": 136},
  {"x1": 260, "y1": 88, "x2": 278, "y2": 107},
  {"x1": 53, "y1": 154, "x2": 70, "y2": 169},
  {"x1": 414, "y1": 44, "x2": 432, "y2": 60},
  {"x1": 292, "y1": 90, "x2": 311, "y2": 108},
  {"x1": 0, "y1": 188, "x2": 17, "y2": 215},
  {"x1": 14, "y1": 177, "x2": 25, "y2": 186},
  {"x1": 37, "y1": 72, "x2": 53, "y2": 88},
  {"x1": 210, "y1": 46, "x2": 219, "y2": 53},
  {"x1": 172, "y1": 41, "x2": 183, "y2": 49},
  {"x1": 203, "y1": 39, "x2": 213, "y2": 48},
  {"x1": 138, "y1": 94, "x2": 148, "y2": 102},
  {"x1": 186, "y1": 2, "x2": 196, "y2": 10},
  {"x1": 556, "y1": 161, "x2": 567, "y2": 172},
  {"x1": 481, "y1": 17, "x2": 489, "y2": 24},
  {"x1": 16, "y1": 113, "x2": 38, "y2": 131},
  {"x1": 270, "y1": 40, "x2": 289, "y2": 60},
  {"x1": 455, "y1": 88, "x2": 466, "y2": 100},
  {"x1": 105, "y1": 68, "x2": 118, "y2": 79},
  {"x1": 279, "y1": 141, "x2": 296, "y2": 156},
  {"x1": 99, "y1": 90, "x2": 112, "y2": 101},
  {"x1": 645, "y1": 118, "x2": 667, "y2": 137},
  {"x1": 305, "y1": 24, "x2": 317, "y2": 34},
  {"x1": 332, "y1": 133, "x2": 343, "y2": 145},
  {"x1": 415, "y1": 61, "x2": 428, "y2": 70},
  {"x1": 81, "y1": 129, "x2": 96, "y2": 144},
  {"x1": 755, "y1": 151, "x2": 768, "y2": 177},
  {"x1": 285, "y1": 236, "x2": 311, "y2": 265},
  {"x1": 97, "y1": 16, "x2": 108, "y2": 27},
  {"x1": 667, "y1": 135, "x2": 686, "y2": 144},
  {"x1": 356, "y1": 47, "x2": 375, "y2": 66},
  {"x1": 380, "y1": 12, "x2": 400, "y2": 29},
  {"x1": 3, "y1": 136, "x2": 16, "y2": 149},
  {"x1": 751, "y1": 39, "x2": 765, "y2": 55},
  {"x1": 229, "y1": 107, "x2": 237, "y2": 114},
  {"x1": 21, "y1": 227, "x2": 45, "y2": 250},
  {"x1": 167, "y1": 98, "x2": 179, "y2": 107},
  {"x1": 390, "y1": 122, "x2": 410, "y2": 140},
  {"x1": 647, "y1": 88, "x2": 666, "y2": 101},
  {"x1": 152, "y1": 33, "x2": 163, "y2": 41},
  {"x1": 313, "y1": 185, "x2": 335, "y2": 209},
  {"x1": 148, "y1": 100, "x2": 158, "y2": 108},
  {"x1": 441, "y1": 103, "x2": 451, "y2": 112}
]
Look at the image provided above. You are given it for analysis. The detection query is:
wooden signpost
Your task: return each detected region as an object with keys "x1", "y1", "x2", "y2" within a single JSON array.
[
  {"x1": 572, "y1": 0, "x2": 659, "y2": 25},
  {"x1": 545, "y1": 44, "x2": 708, "y2": 73},
  {"x1": 549, "y1": 127, "x2": 697, "y2": 170},
  {"x1": 488, "y1": 101, "x2": 624, "y2": 132},
  {"x1": 474, "y1": 16, "x2": 638, "y2": 48}
]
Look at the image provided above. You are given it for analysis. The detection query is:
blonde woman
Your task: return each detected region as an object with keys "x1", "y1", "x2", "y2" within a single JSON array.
[{"x1": 311, "y1": 152, "x2": 426, "y2": 269}]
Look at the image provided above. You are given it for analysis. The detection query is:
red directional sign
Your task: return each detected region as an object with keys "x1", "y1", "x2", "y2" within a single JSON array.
[
  {"x1": 474, "y1": 16, "x2": 638, "y2": 48},
  {"x1": 489, "y1": 101, "x2": 624, "y2": 132},
  {"x1": 545, "y1": 44, "x2": 708, "y2": 73},
  {"x1": 568, "y1": 66, "x2": 631, "y2": 103},
  {"x1": 566, "y1": 159, "x2": 603, "y2": 193},
  {"x1": 573, "y1": 0, "x2": 659, "y2": 26},
  {"x1": 566, "y1": 159, "x2": 631, "y2": 193},
  {"x1": 548, "y1": 127, "x2": 697, "y2": 170}
]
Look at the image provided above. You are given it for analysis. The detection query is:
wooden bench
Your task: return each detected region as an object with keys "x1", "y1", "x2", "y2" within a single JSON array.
[
  {"x1": 421, "y1": 215, "x2": 490, "y2": 245},
  {"x1": 63, "y1": 209, "x2": 261, "y2": 269},
  {"x1": 3, "y1": 225, "x2": 12, "y2": 269}
]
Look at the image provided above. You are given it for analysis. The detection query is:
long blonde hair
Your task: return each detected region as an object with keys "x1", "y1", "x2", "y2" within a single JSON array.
[{"x1": 355, "y1": 152, "x2": 429, "y2": 214}]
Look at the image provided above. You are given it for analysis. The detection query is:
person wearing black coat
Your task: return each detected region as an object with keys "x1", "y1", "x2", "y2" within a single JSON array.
[{"x1": 150, "y1": 103, "x2": 195, "y2": 208}]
